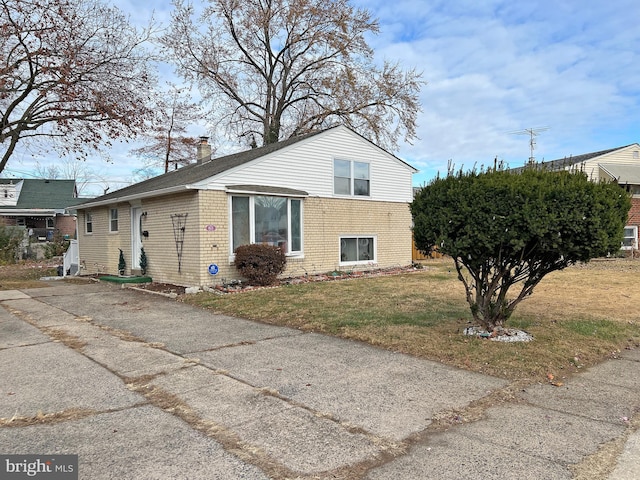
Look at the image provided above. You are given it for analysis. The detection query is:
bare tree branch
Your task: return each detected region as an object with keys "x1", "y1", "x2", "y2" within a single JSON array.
[
  {"x1": 130, "y1": 84, "x2": 202, "y2": 173},
  {"x1": 0, "y1": 0, "x2": 158, "y2": 174},
  {"x1": 162, "y1": 0, "x2": 424, "y2": 150}
]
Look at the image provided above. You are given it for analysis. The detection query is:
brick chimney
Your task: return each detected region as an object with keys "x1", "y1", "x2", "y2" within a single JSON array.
[{"x1": 196, "y1": 136, "x2": 212, "y2": 163}]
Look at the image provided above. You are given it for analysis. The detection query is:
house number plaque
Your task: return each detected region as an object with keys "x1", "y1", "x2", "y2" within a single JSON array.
[{"x1": 205, "y1": 224, "x2": 216, "y2": 232}]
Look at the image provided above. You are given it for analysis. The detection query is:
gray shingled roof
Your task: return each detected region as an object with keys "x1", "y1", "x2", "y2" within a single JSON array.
[
  {"x1": 511, "y1": 145, "x2": 632, "y2": 173},
  {"x1": 77, "y1": 128, "x2": 330, "y2": 207},
  {"x1": 76, "y1": 126, "x2": 415, "y2": 208},
  {"x1": 0, "y1": 179, "x2": 80, "y2": 210}
]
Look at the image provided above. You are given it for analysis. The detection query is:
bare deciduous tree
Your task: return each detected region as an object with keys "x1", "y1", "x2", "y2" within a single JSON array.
[
  {"x1": 0, "y1": 0, "x2": 158, "y2": 174},
  {"x1": 33, "y1": 157, "x2": 95, "y2": 195},
  {"x1": 162, "y1": 0, "x2": 423, "y2": 150},
  {"x1": 130, "y1": 85, "x2": 203, "y2": 173}
]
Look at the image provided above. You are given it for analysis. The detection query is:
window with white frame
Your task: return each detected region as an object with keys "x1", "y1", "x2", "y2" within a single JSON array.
[
  {"x1": 109, "y1": 208, "x2": 118, "y2": 232},
  {"x1": 334, "y1": 159, "x2": 370, "y2": 196},
  {"x1": 85, "y1": 212, "x2": 93, "y2": 234},
  {"x1": 340, "y1": 236, "x2": 375, "y2": 264},
  {"x1": 622, "y1": 226, "x2": 638, "y2": 250},
  {"x1": 46, "y1": 217, "x2": 54, "y2": 229},
  {"x1": 231, "y1": 195, "x2": 303, "y2": 255}
]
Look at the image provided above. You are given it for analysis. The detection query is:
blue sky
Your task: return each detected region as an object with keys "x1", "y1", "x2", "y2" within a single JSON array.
[{"x1": 4, "y1": 0, "x2": 640, "y2": 194}]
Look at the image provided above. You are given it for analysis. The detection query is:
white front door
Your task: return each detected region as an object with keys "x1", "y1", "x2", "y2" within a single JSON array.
[{"x1": 131, "y1": 207, "x2": 143, "y2": 270}]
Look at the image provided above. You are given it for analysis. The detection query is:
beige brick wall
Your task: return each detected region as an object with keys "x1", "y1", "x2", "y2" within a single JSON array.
[
  {"x1": 287, "y1": 197, "x2": 413, "y2": 277},
  {"x1": 134, "y1": 192, "x2": 201, "y2": 285},
  {"x1": 78, "y1": 192, "x2": 413, "y2": 286},
  {"x1": 196, "y1": 190, "x2": 233, "y2": 286},
  {"x1": 160, "y1": 193, "x2": 413, "y2": 285}
]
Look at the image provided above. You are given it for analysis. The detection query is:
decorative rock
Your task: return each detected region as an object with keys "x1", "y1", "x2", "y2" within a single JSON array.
[
  {"x1": 463, "y1": 326, "x2": 534, "y2": 342},
  {"x1": 185, "y1": 286, "x2": 201, "y2": 295}
]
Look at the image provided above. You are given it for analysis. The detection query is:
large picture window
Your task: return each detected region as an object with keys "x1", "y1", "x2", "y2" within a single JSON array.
[
  {"x1": 334, "y1": 159, "x2": 370, "y2": 196},
  {"x1": 231, "y1": 195, "x2": 303, "y2": 255},
  {"x1": 340, "y1": 236, "x2": 375, "y2": 264}
]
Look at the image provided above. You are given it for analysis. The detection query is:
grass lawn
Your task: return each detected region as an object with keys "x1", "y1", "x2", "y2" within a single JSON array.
[
  {"x1": 3, "y1": 256, "x2": 638, "y2": 385},
  {"x1": 184, "y1": 257, "x2": 640, "y2": 384},
  {"x1": 0, "y1": 261, "x2": 59, "y2": 289}
]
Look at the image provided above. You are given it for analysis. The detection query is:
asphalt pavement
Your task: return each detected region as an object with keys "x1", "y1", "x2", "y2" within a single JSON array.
[{"x1": 0, "y1": 280, "x2": 638, "y2": 479}]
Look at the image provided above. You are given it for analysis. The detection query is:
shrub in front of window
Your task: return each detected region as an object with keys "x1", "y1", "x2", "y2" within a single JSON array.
[{"x1": 234, "y1": 244, "x2": 287, "y2": 286}]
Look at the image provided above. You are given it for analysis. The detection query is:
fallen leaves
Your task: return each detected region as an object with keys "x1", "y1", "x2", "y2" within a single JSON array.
[{"x1": 546, "y1": 372, "x2": 564, "y2": 387}]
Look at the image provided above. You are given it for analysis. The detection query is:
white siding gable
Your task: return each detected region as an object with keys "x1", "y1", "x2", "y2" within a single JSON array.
[
  {"x1": 0, "y1": 180, "x2": 22, "y2": 206},
  {"x1": 564, "y1": 144, "x2": 640, "y2": 183},
  {"x1": 193, "y1": 126, "x2": 416, "y2": 203},
  {"x1": 584, "y1": 144, "x2": 640, "y2": 183}
]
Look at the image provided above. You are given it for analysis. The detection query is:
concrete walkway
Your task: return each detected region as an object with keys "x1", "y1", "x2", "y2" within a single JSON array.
[{"x1": 0, "y1": 281, "x2": 638, "y2": 479}]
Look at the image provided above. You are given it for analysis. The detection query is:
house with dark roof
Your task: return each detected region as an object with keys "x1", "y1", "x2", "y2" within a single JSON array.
[
  {"x1": 0, "y1": 178, "x2": 81, "y2": 241},
  {"x1": 515, "y1": 143, "x2": 640, "y2": 251},
  {"x1": 74, "y1": 126, "x2": 418, "y2": 286}
]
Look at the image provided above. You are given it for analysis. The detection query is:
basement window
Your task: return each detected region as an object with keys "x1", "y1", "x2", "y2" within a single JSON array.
[{"x1": 340, "y1": 236, "x2": 376, "y2": 264}]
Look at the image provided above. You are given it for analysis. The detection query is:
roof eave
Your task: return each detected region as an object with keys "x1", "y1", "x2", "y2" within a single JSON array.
[
  {"x1": 75, "y1": 185, "x2": 194, "y2": 209},
  {"x1": 0, "y1": 208, "x2": 57, "y2": 216}
]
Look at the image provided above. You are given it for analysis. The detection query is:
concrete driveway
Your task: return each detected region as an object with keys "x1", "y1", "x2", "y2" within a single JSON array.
[{"x1": 1, "y1": 280, "x2": 639, "y2": 479}]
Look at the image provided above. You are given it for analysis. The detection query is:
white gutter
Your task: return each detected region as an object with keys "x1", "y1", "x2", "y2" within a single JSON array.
[
  {"x1": 75, "y1": 185, "x2": 194, "y2": 209},
  {"x1": 0, "y1": 209, "x2": 57, "y2": 216}
]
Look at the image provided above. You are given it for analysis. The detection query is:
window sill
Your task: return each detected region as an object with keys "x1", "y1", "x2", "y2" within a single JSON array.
[{"x1": 339, "y1": 261, "x2": 378, "y2": 267}]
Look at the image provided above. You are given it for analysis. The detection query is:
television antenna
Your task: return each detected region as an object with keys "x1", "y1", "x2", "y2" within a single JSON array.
[{"x1": 510, "y1": 126, "x2": 549, "y2": 165}]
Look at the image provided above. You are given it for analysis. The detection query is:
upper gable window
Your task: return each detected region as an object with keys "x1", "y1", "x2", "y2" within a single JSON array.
[{"x1": 334, "y1": 160, "x2": 370, "y2": 196}]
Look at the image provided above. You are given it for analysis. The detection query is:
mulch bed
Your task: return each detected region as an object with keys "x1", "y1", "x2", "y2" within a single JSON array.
[{"x1": 133, "y1": 265, "x2": 422, "y2": 296}]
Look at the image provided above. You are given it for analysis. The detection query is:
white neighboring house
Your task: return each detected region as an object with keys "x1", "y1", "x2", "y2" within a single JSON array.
[
  {"x1": 74, "y1": 126, "x2": 418, "y2": 286},
  {"x1": 515, "y1": 143, "x2": 640, "y2": 252}
]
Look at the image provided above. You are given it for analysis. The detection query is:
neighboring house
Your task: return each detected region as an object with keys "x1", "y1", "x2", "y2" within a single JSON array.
[
  {"x1": 515, "y1": 143, "x2": 640, "y2": 251},
  {"x1": 74, "y1": 126, "x2": 417, "y2": 286},
  {"x1": 0, "y1": 178, "x2": 81, "y2": 241}
]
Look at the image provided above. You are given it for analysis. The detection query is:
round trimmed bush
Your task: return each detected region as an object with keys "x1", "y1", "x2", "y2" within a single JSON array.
[{"x1": 234, "y1": 244, "x2": 287, "y2": 286}]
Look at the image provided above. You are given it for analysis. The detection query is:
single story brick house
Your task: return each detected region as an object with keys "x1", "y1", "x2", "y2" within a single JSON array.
[
  {"x1": 517, "y1": 143, "x2": 640, "y2": 250},
  {"x1": 74, "y1": 126, "x2": 417, "y2": 286},
  {"x1": 0, "y1": 178, "x2": 80, "y2": 241}
]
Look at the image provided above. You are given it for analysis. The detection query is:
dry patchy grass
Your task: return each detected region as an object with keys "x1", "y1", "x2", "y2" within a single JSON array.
[
  {"x1": 185, "y1": 258, "x2": 640, "y2": 384},
  {"x1": 0, "y1": 261, "x2": 59, "y2": 290}
]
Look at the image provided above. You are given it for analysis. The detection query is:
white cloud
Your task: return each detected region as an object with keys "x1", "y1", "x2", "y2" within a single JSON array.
[
  {"x1": 4, "y1": 0, "x2": 640, "y2": 191},
  {"x1": 354, "y1": 0, "x2": 640, "y2": 184}
]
